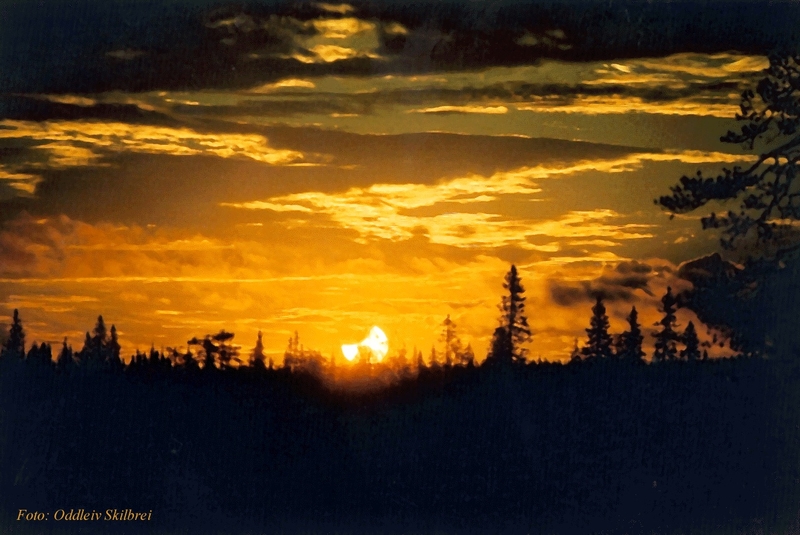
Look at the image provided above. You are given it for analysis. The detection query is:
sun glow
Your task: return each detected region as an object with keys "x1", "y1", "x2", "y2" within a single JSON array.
[{"x1": 341, "y1": 326, "x2": 389, "y2": 362}]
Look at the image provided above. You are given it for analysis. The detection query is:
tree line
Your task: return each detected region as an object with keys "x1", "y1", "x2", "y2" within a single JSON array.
[{"x1": 1, "y1": 265, "x2": 723, "y2": 381}]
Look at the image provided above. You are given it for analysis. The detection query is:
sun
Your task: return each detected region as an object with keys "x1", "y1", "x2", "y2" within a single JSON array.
[{"x1": 341, "y1": 326, "x2": 389, "y2": 363}]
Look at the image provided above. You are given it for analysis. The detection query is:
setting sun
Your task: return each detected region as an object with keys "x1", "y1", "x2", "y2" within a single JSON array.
[{"x1": 341, "y1": 326, "x2": 389, "y2": 362}]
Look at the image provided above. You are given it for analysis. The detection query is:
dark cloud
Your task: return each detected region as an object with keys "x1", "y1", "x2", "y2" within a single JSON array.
[
  {"x1": 549, "y1": 259, "x2": 669, "y2": 306},
  {"x1": 2, "y1": 1, "x2": 798, "y2": 94},
  {"x1": 615, "y1": 260, "x2": 653, "y2": 276},
  {"x1": 198, "y1": 79, "x2": 756, "y2": 118},
  {"x1": 0, "y1": 96, "x2": 176, "y2": 125}
]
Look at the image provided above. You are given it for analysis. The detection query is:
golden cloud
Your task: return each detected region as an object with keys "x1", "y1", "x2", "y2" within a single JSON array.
[
  {"x1": 220, "y1": 159, "x2": 669, "y2": 248},
  {"x1": 315, "y1": 3, "x2": 356, "y2": 15},
  {"x1": 411, "y1": 105, "x2": 509, "y2": 115},
  {"x1": 0, "y1": 120, "x2": 305, "y2": 167},
  {"x1": 247, "y1": 78, "x2": 317, "y2": 93},
  {"x1": 312, "y1": 17, "x2": 375, "y2": 39},
  {"x1": 516, "y1": 96, "x2": 739, "y2": 118}
]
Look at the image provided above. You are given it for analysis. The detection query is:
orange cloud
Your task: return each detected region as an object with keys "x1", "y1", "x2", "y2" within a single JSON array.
[{"x1": 0, "y1": 120, "x2": 305, "y2": 168}]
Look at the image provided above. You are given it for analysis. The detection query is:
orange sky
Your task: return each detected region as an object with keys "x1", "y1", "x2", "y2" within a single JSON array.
[{"x1": 0, "y1": 2, "x2": 772, "y2": 363}]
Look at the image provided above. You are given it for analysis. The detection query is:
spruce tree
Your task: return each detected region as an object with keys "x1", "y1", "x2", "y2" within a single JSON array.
[
  {"x1": 92, "y1": 315, "x2": 108, "y2": 346},
  {"x1": 57, "y1": 337, "x2": 73, "y2": 371},
  {"x1": 582, "y1": 295, "x2": 613, "y2": 360},
  {"x1": 429, "y1": 346, "x2": 440, "y2": 370},
  {"x1": 108, "y1": 324, "x2": 122, "y2": 369},
  {"x1": 415, "y1": 347, "x2": 425, "y2": 372},
  {"x1": 570, "y1": 338, "x2": 582, "y2": 362},
  {"x1": 251, "y1": 331, "x2": 266, "y2": 369},
  {"x1": 440, "y1": 315, "x2": 462, "y2": 367},
  {"x1": 653, "y1": 287, "x2": 679, "y2": 362},
  {"x1": 4, "y1": 309, "x2": 25, "y2": 358},
  {"x1": 489, "y1": 265, "x2": 532, "y2": 365},
  {"x1": 680, "y1": 321, "x2": 701, "y2": 361},
  {"x1": 461, "y1": 343, "x2": 475, "y2": 367},
  {"x1": 618, "y1": 306, "x2": 645, "y2": 362}
]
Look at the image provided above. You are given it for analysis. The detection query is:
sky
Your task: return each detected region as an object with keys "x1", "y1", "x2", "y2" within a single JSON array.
[{"x1": 1, "y1": 0, "x2": 797, "y2": 363}]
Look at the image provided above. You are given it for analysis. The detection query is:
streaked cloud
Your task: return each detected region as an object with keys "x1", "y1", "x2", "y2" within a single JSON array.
[
  {"x1": 315, "y1": 3, "x2": 356, "y2": 15},
  {"x1": 411, "y1": 105, "x2": 509, "y2": 115},
  {"x1": 248, "y1": 79, "x2": 317, "y2": 93},
  {"x1": 221, "y1": 160, "x2": 666, "y2": 248},
  {"x1": 0, "y1": 120, "x2": 306, "y2": 171}
]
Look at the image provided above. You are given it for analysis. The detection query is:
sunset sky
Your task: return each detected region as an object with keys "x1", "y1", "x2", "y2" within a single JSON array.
[{"x1": 1, "y1": 0, "x2": 797, "y2": 362}]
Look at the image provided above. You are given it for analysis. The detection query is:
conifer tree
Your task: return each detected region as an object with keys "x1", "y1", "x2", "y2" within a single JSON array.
[
  {"x1": 38, "y1": 342, "x2": 52, "y2": 367},
  {"x1": 429, "y1": 346, "x2": 440, "y2": 370},
  {"x1": 582, "y1": 295, "x2": 613, "y2": 360},
  {"x1": 251, "y1": 331, "x2": 266, "y2": 369},
  {"x1": 570, "y1": 338, "x2": 582, "y2": 362},
  {"x1": 440, "y1": 315, "x2": 460, "y2": 367},
  {"x1": 108, "y1": 324, "x2": 122, "y2": 369},
  {"x1": 460, "y1": 343, "x2": 475, "y2": 367},
  {"x1": 182, "y1": 348, "x2": 198, "y2": 371},
  {"x1": 82, "y1": 315, "x2": 109, "y2": 368},
  {"x1": 26, "y1": 342, "x2": 39, "y2": 363},
  {"x1": 617, "y1": 306, "x2": 645, "y2": 362},
  {"x1": 489, "y1": 265, "x2": 531, "y2": 365},
  {"x1": 79, "y1": 331, "x2": 92, "y2": 366},
  {"x1": 653, "y1": 287, "x2": 679, "y2": 362},
  {"x1": 93, "y1": 315, "x2": 107, "y2": 345},
  {"x1": 680, "y1": 321, "x2": 701, "y2": 361},
  {"x1": 4, "y1": 309, "x2": 25, "y2": 358},
  {"x1": 57, "y1": 337, "x2": 73, "y2": 371}
]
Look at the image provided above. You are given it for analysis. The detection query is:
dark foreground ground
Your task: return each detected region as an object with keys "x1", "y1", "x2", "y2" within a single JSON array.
[{"x1": 1, "y1": 358, "x2": 799, "y2": 535}]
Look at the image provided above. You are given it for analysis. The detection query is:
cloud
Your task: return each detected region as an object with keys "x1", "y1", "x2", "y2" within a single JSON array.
[
  {"x1": 4, "y1": 1, "x2": 792, "y2": 94},
  {"x1": 0, "y1": 120, "x2": 306, "y2": 172},
  {"x1": 0, "y1": 169, "x2": 40, "y2": 195},
  {"x1": 411, "y1": 105, "x2": 508, "y2": 115},
  {"x1": 548, "y1": 258, "x2": 684, "y2": 306},
  {"x1": 315, "y1": 3, "x2": 356, "y2": 15},
  {"x1": 247, "y1": 79, "x2": 317, "y2": 93},
  {"x1": 221, "y1": 161, "x2": 664, "y2": 249},
  {"x1": 516, "y1": 29, "x2": 571, "y2": 51}
]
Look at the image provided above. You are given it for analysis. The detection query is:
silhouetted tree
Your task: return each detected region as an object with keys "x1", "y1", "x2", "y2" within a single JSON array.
[
  {"x1": 617, "y1": 306, "x2": 645, "y2": 362},
  {"x1": 681, "y1": 321, "x2": 701, "y2": 361},
  {"x1": 653, "y1": 287, "x2": 679, "y2": 362},
  {"x1": 570, "y1": 338, "x2": 582, "y2": 362},
  {"x1": 658, "y1": 54, "x2": 800, "y2": 255},
  {"x1": 284, "y1": 331, "x2": 301, "y2": 369},
  {"x1": 582, "y1": 296, "x2": 613, "y2": 360},
  {"x1": 415, "y1": 347, "x2": 425, "y2": 372},
  {"x1": 56, "y1": 337, "x2": 73, "y2": 371},
  {"x1": 282, "y1": 331, "x2": 323, "y2": 374},
  {"x1": 429, "y1": 346, "x2": 440, "y2": 370},
  {"x1": 459, "y1": 343, "x2": 475, "y2": 367},
  {"x1": 250, "y1": 331, "x2": 266, "y2": 370},
  {"x1": 440, "y1": 315, "x2": 460, "y2": 367},
  {"x1": 108, "y1": 324, "x2": 122, "y2": 370},
  {"x1": 93, "y1": 315, "x2": 108, "y2": 348},
  {"x1": 81, "y1": 315, "x2": 110, "y2": 369},
  {"x1": 188, "y1": 336, "x2": 219, "y2": 371},
  {"x1": 26, "y1": 342, "x2": 52, "y2": 367},
  {"x1": 214, "y1": 331, "x2": 239, "y2": 369},
  {"x1": 3, "y1": 309, "x2": 25, "y2": 359},
  {"x1": 488, "y1": 265, "x2": 531, "y2": 365}
]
